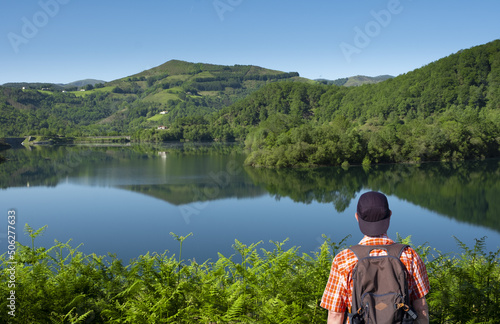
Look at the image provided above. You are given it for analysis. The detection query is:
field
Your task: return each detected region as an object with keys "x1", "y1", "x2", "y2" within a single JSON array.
[
  {"x1": 143, "y1": 90, "x2": 180, "y2": 102},
  {"x1": 148, "y1": 114, "x2": 168, "y2": 122},
  {"x1": 68, "y1": 86, "x2": 116, "y2": 97}
]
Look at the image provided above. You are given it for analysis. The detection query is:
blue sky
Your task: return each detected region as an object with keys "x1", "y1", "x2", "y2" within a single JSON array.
[{"x1": 1, "y1": 0, "x2": 499, "y2": 85}]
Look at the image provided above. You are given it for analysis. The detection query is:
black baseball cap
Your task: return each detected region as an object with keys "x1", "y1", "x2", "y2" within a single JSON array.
[{"x1": 356, "y1": 191, "x2": 391, "y2": 236}]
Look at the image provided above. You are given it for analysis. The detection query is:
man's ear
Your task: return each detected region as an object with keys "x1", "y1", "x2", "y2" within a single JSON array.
[{"x1": 355, "y1": 213, "x2": 359, "y2": 222}]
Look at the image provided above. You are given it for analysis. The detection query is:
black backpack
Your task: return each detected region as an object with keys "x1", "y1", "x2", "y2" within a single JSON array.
[{"x1": 348, "y1": 243, "x2": 417, "y2": 324}]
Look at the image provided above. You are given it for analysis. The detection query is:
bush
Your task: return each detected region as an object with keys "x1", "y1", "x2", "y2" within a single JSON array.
[{"x1": 2, "y1": 226, "x2": 500, "y2": 323}]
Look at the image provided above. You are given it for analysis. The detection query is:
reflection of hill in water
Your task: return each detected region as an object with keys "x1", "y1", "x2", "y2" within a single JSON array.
[
  {"x1": 369, "y1": 160, "x2": 500, "y2": 233},
  {"x1": 1, "y1": 145, "x2": 500, "y2": 232},
  {"x1": 0, "y1": 143, "x2": 248, "y2": 189},
  {"x1": 244, "y1": 166, "x2": 365, "y2": 212},
  {"x1": 121, "y1": 183, "x2": 266, "y2": 206},
  {"x1": 245, "y1": 160, "x2": 500, "y2": 232},
  {"x1": 0, "y1": 144, "x2": 266, "y2": 205},
  {"x1": 0, "y1": 146, "x2": 103, "y2": 188}
]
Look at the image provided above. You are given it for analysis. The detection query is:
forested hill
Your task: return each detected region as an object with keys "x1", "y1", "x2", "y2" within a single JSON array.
[
  {"x1": 0, "y1": 60, "x2": 303, "y2": 137},
  {"x1": 209, "y1": 39, "x2": 500, "y2": 167}
]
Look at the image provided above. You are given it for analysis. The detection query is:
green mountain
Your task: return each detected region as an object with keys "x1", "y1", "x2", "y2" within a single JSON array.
[
  {"x1": 212, "y1": 39, "x2": 500, "y2": 167},
  {"x1": 104, "y1": 59, "x2": 304, "y2": 107},
  {"x1": 316, "y1": 75, "x2": 394, "y2": 87},
  {"x1": 0, "y1": 60, "x2": 304, "y2": 138}
]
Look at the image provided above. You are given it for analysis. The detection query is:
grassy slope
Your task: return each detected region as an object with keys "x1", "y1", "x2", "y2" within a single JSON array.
[
  {"x1": 142, "y1": 90, "x2": 179, "y2": 103},
  {"x1": 66, "y1": 86, "x2": 116, "y2": 97},
  {"x1": 343, "y1": 75, "x2": 394, "y2": 87},
  {"x1": 34, "y1": 59, "x2": 304, "y2": 102},
  {"x1": 83, "y1": 60, "x2": 305, "y2": 106},
  {"x1": 0, "y1": 60, "x2": 307, "y2": 134},
  {"x1": 99, "y1": 60, "x2": 308, "y2": 125}
]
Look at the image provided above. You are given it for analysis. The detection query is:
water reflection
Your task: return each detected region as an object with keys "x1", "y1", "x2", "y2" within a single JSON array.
[
  {"x1": 247, "y1": 160, "x2": 500, "y2": 232},
  {"x1": 1, "y1": 144, "x2": 500, "y2": 233}
]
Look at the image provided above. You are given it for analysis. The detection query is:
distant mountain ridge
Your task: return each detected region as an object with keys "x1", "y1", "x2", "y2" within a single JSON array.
[
  {"x1": 3, "y1": 61, "x2": 392, "y2": 90},
  {"x1": 2, "y1": 79, "x2": 106, "y2": 90},
  {"x1": 65, "y1": 79, "x2": 107, "y2": 87},
  {"x1": 316, "y1": 75, "x2": 394, "y2": 87}
]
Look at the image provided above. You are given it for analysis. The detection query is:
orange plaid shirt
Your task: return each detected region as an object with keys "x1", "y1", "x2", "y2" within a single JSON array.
[{"x1": 320, "y1": 234, "x2": 430, "y2": 318}]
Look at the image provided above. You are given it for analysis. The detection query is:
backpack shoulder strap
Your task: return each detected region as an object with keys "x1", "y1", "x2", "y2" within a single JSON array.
[
  {"x1": 385, "y1": 243, "x2": 409, "y2": 259},
  {"x1": 349, "y1": 244, "x2": 370, "y2": 260}
]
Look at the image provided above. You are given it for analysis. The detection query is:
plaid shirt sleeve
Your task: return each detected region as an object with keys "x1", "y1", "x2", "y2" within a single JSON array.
[
  {"x1": 401, "y1": 247, "x2": 430, "y2": 301},
  {"x1": 320, "y1": 249, "x2": 356, "y2": 313}
]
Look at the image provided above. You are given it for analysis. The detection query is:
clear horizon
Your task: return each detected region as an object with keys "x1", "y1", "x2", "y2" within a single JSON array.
[{"x1": 1, "y1": 0, "x2": 500, "y2": 85}]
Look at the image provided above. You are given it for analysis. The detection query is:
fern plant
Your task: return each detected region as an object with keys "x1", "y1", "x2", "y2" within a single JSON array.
[{"x1": 2, "y1": 225, "x2": 500, "y2": 323}]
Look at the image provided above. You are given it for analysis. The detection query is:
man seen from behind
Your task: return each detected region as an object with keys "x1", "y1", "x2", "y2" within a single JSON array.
[{"x1": 320, "y1": 191, "x2": 430, "y2": 323}]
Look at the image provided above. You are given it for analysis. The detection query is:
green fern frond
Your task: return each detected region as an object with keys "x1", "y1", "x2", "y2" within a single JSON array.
[
  {"x1": 223, "y1": 294, "x2": 246, "y2": 321},
  {"x1": 112, "y1": 280, "x2": 143, "y2": 300}
]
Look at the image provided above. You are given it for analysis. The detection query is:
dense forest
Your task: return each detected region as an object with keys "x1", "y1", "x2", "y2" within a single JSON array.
[
  {"x1": 1, "y1": 40, "x2": 499, "y2": 167},
  {"x1": 216, "y1": 39, "x2": 500, "y2": 167}
]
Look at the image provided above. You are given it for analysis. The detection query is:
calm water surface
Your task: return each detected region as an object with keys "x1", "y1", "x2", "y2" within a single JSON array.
[{"x1": 1, "y1": 143, "x2": 499, "y2": 263}]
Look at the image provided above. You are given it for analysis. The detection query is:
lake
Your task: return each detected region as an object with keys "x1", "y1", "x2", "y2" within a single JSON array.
[{"x1": 1, "y1": 143, "x2": 500, "y2": 263}]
